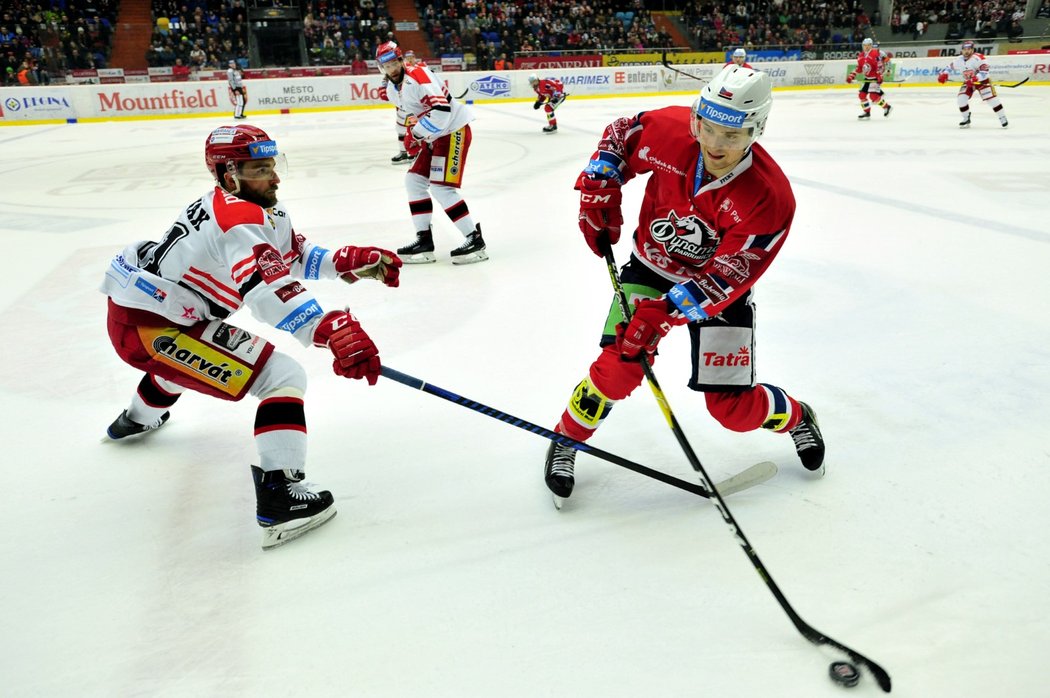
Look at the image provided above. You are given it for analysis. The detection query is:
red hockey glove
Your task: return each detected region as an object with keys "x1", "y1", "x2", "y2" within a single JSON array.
[
  {"x1": 312, "y1": 310, "x2": 380, "y2": 384},
  {"x1": 846, "y1": 73, "x2": 854, "y2": 84},
  {"x1": 937, "y1": 73, "x2": 948, "y2": 84},
  {"x1": 378, "y1": 77, "x2": 390, "y2": 101},
  {"x1": 334, "y1": 246, "x2": 403, "y2": 287},
  {"x1": 533, "y1": 98, "x2": 543, "y2": 110},
  {"x1": 577, "y1": 177, "x2": 623, "y2": 257},
  {"x1": 404, "y1": 130, "x2": 426, "y2": 158},
  {"x1": 876, "y1": 75, "x2": 883, "y2": 84},
  {"x1": 618, "y1": 298, "x2": 687, "y2": 361},
  {"x1": 964, "y1": 78, "x2": 976, "y2": 90}
]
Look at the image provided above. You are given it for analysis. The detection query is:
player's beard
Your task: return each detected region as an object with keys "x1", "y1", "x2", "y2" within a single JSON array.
[{"x1": 237, "y1": 185, "x2": 278, "y2": 208}]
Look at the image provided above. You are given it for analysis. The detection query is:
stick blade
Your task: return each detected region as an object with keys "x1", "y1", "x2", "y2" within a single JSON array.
[{"x1": 713, "y1": 461, "x2": 778, "y2": 497}]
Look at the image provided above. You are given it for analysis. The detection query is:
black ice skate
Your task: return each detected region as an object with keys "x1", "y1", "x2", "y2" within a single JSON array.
[
  {"x1": 959, "y1": 114, "x2": 971, "y2": 128},
  {"x1": 857, "y1": 111, "x2": 871, "y2": 120},
  {"x1": 1000, "y1": 117, "x2": 1008, "y2": 128},
  {"x1": 106, "y1": 409, "x2": 170, "y2": 441},
  {"x1": 883, "y1": 104, "x2": 893, "y2": 117},
  {"x1": 542, "y1": 124, "x2": 558, "y2": 133},
  {"x1": 397, "y1": 227, "x2": 437, "y2": 264},
  {"x1": 251, "y1": 466, "x2": 336, "y2": 549},
  {"x1": 391, "y1": 151, "x2": 411, "y2": 164},
  {"x1": 450, "y1": 225, "x2": 488, "y2": 265},
  {"x1": 544, "y1": 441, "x2": 577, "y2": 508},
  {"x1": 788, "y1": 402, "x2": 825, "y2": 476}
]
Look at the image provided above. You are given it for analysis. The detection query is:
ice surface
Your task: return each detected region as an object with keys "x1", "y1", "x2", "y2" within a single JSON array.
[{"x1": 2, "y1": 86, "x2": 1048, "y2": 697}]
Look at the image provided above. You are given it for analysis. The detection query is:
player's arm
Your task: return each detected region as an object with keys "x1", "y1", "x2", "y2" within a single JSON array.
[
  {"x1": 408, "y1": 80, "x2": 453, "y2": 140},
  {"x1": 291, "y1": 231, "x2": 401, "y2": 287},
  {"x1": 574, "y1": 114, "x2": 646, "y2": 256}
]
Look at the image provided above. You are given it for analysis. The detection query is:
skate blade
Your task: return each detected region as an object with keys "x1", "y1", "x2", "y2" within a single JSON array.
[
  {"x1": 450, "y1": 250, "x2": 489, "y2": 265},
  {"x1": 401, "y1": 252, "x2": 437, "y2": 264},
  {"x1": 552, "y1": 493, "x2": 565, "y2": 510},
  {"x1": 261, "y1": 506, "x2": 337, "y2": 550}
]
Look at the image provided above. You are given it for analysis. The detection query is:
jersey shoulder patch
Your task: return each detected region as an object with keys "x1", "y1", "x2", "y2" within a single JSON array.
[
  {"x1": 407, "y1": 65, "x2": 432, "y2": 85},
  {"x1": 211, "y1": 186, "x2": 265, "y2": 232}
]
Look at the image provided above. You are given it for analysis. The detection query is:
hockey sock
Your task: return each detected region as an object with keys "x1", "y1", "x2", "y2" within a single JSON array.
[
  {"x1": 254, "y1": 394, "x2": 307, "y2": 471},
  {"x1": 431, "y1": 184, "x2": 476, "y2": 236},
  {"x1": 407, "y1": 173, "x2": 433, "y2": 229},
  {"x1": 126, "y1": 373, "x2": 182, "y2": 424},
  {"x1": 556, "y1": 375, "x2": 616, "y2": 442},
  {"x1": 704, "y1": 383, "x2": 801, "y2": 433}
]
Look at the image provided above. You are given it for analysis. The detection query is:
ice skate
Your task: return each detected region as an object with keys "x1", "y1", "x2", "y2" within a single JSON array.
[
  {"x1": 397, "y1": 227, "x2": 437, "y2": 264},
  {"x1": 788, "y1": 402, "x2": 825, "y2": 476},
  {"x1": 857, "y1": 111, "x2": 871, "y2": 120},
  {"x1": 883, "y1": 104, "x2": 893, "y2": 118},
  {"x1": 542, "y1": 124, "x2": 558, "y2": 133},
  {"x1": 251, "y1": 466, "x2": 336, "y2": 549},
  {"x1": 1000, "y1": 117, "x2": 1008, "y2": 128},
  {"x1": 391, "y1": 151, "x2": 411, "y2": 164},
  {"x1": 959, "y1": 114, "x2": 971, "y2": 128},
  {"x1": 544, "y1": 441, "x2": 576, "y2": 508},
  {"x1": 450, "y1": 225, "x2": 488, "y2": 265},
  {"x1": 105, "y1": 409, "x2": 170, "y2": 441}
]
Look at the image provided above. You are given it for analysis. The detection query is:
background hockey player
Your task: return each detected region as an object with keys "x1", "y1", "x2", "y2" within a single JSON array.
[
  {"x1": 384, "y1": 50, "x2": 423, "y2": 164},
  {"x1": 376, "y1": 41, "x2": 487, "y2": 264},
  {"x1": 846, "y1": 37, "x2": 891, "y2": 119},
  {"x1": 937, "y1": 40, "x2": 1008, "y2": 128},
  {"x1": 101, "y1": 124, "x2": 402, "y2": 549},
  {"x1": 227, "y1": 60, "x2": 246, "y2": 119},
  {"x1": 528, "y1": 74, "x2": 566, "y2": 133},
  {"x1": 543, "y1": 65, "x2": 825, "y2": 503},
  {"x1": 725, "y1": 48, "x2": 752, "y2": 69}
]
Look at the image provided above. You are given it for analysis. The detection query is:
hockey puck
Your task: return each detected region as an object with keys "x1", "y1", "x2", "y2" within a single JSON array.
[{"x1": 829, "y1": 661, "x2": 860, "y2": 688}]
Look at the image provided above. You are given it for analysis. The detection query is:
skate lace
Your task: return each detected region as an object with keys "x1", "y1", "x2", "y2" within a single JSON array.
[
  {"x1": 286, "y1": 480, "x2": 321, "y2": 501},
  {"x1": 549, "y1": 445, "x2": 576, "y2": 477},
  {"x1": 789, "y1": 421, "x2": 818, "y2": 451}
]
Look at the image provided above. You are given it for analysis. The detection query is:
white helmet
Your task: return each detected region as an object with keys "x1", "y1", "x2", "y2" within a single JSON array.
[
  {"x1": 692, "y1": 65, "x2": 772, "y2": 145},
  {"x1": 862, "y1": 37, "x2": 874, "y2": 47},
  {"x1": 528, "y1": 73, "x2": 538, "y2": 85},
  {"x1": 732, "y1": 48, "x2": 747, "y2": 58}
]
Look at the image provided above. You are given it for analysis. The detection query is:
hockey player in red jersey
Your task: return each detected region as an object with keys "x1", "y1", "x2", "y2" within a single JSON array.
[
  {"x1": 543, "y1": 65, "x2": 825, "y2": 503},
  {"x1": 528, "y1": 74, "x2": 566, "y2": 133},
  {"x1": 846, "y1": 37, "x2": 892, "y2": 119},
  {"x1": 936, "y1": 40, "x2": 1008, "y2": 128},
  {"x1": 101, "y1": 124, "x2": 402, "y2": 549},
  {"x1": 725, "y1": 47, "x2": 753, "y2": 69},
  {"x1": 377, "y1": 41, "x2": 487, "y2": 264}
]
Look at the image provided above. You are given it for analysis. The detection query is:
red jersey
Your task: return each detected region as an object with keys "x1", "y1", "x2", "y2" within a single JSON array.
[
  {"x1": 579, "y1": 106, "x2": 794, "y2": 321},
  {"x1": 851, "y1": 49, "x2": 881, "y2": 82},
  {"x1": 534, "y1": 78, "x2": 565, "y2": 101}
]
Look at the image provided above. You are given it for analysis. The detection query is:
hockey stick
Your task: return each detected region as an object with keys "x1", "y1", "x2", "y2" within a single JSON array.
[
  {"x1": 948, "y1": 77, "x2": 1028, "y2": 88},
  {"x1": 660, "y1": 51, "x2": 707, "y2": 82},
  {"x1": 603, "y1": 246, "x2": 892, "y2": 692},
  {"x1": 380, "y1": 365, "x2": 776, "y2": 499},
  {"x1": 455, "y1": 87, "x2": 470, "y2": 99}
]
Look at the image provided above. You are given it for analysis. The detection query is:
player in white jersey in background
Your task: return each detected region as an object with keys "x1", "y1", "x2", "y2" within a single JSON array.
[
  {"x1": 937, "y1": 40, "x2": 1008, "y2": 128},
  {"x1": 100, "y1": 124, "x2": 402, "y2": 549},
  {"x1": 376, "y1": 41, "x2": 487, "y2": 264},
  {"x1": 227, "y1": 60, "x2": 246, "y2": 120}
]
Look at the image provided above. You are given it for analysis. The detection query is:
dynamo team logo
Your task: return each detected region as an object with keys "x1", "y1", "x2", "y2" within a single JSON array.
[{"x1": 469, "y1": 75, "x2": 511, "y2": 97}]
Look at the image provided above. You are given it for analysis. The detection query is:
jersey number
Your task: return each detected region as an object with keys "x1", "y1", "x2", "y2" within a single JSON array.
[{"x1": 141, "y1": 222, "x2": 189, "y2": 275}]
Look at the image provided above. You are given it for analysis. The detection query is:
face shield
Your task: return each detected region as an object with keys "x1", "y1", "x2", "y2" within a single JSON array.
[{"x1": 226, "y1": 139, "x2": 288, "y2": 181}]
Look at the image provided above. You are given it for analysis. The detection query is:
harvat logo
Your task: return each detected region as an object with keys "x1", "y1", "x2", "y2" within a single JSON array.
[{"x1": 469, "y1": 75, "x2": 510, "y2": 97}]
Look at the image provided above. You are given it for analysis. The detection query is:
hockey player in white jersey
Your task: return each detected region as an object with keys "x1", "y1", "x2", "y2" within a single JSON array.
[
  {"x1": 936, "y1": 40, "x2": 1008, "y2": 128},
  {"x1": 376, "y1": 41, "x2": 487, "y2": 264},
  {"x1": 227, "y1": 60, "x2": 246, "y2": 120},
  {"x1": 101, "y1": 124, "x2": 402, "y2": 549}
]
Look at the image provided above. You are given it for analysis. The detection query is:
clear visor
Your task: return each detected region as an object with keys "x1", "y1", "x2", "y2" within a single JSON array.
[
  {"x1": 230, "y1": 153, "x2": 288, "y2": 181},
  {"x1": 690, "y1": 98, "x2": 754, "y2": 148},
  {"x1": 378, "y1": 55, "x2": 402, "y2": 77}
]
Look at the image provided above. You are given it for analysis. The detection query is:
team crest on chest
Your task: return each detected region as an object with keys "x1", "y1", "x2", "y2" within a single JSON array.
[{"x1": 649, "y1": 209, "x2": 719, "y2": 262}]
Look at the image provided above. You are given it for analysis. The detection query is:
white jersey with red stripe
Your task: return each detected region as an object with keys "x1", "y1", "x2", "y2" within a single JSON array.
[
  {"x1": 383, "y1": 63, "x2": 474, "y2": 142},
  {"x1": 101, "y1": 186, "x2": 343, "y2": 346},
  {"x1": 940, "y1": 53, "x2": 992, "y2": 85}
]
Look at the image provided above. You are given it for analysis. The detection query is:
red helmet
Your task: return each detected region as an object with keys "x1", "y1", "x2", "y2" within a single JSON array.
[
  {"x1": 204, "y1": 124, "x2": 279, "y2": 179},
  {"x1": 375, "y1": 41, "x2": 402, "y2": 65}
]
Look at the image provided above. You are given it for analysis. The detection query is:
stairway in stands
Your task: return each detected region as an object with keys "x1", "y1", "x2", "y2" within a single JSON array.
[
  {"x1": 652, "y1": 11, "x2": 696, "y2": 50},
  {"x1": 385, "y1": 0, "x2": 433, "y2": 60},
  {"x1": 108, "y1": 0, "x2": 153, "y2": 70}
]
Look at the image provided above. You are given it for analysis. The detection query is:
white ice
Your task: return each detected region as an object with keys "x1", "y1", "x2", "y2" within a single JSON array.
[{"x1": 2, "y1": 86, "x2": 1049, "y2": 697}]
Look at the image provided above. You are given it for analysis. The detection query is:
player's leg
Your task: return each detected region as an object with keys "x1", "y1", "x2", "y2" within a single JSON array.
[
  {"x1": 687, "y1": 292, "x2": 824, "y2": 474},
  {"x1": 397, "y1": 152, "x2": 438, "y2": 263},
  {"x1": 429, "y1": 126, "x2": 487, "y2": 264},
  {"x1": 957, "y1": 85, "x2": 973, "y2": 127},
  {"x1": 978, "y1": 84, "x2": 1008, "y2": 127},
  {"x1": 392, "y1": 107, "x2": 410, "y2": 163},
  {"x1": 857, "y1": 84, "x2": 871, "y2": 118},
  {"x1": 542, "y1": 103, "x2": 557, "y2": 133}
]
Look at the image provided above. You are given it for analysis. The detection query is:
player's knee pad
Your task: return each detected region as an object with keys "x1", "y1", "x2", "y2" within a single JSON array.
[
  {"x1": 591, "y1": 344, "x2": 644, "y2": 401},
  {"x1": 406, "y1": 172, "x2": 430, "y2": 199},
  {"x1": 250, "y1": 351, "x2": 307, "y2": 400}
]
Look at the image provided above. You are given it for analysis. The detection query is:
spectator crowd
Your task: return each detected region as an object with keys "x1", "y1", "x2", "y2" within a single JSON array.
[{"x1": 2, "y1": 0, "x2": 118, "y2": 86}]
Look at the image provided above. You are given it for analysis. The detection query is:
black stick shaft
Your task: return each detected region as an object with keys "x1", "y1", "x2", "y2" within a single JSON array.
[
  {"x1": 603, "y1": 248, "x2": 892, "y2": 692},
  {"x1": 379, "y1": 365, "x2": 712, "y2": 499}
]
